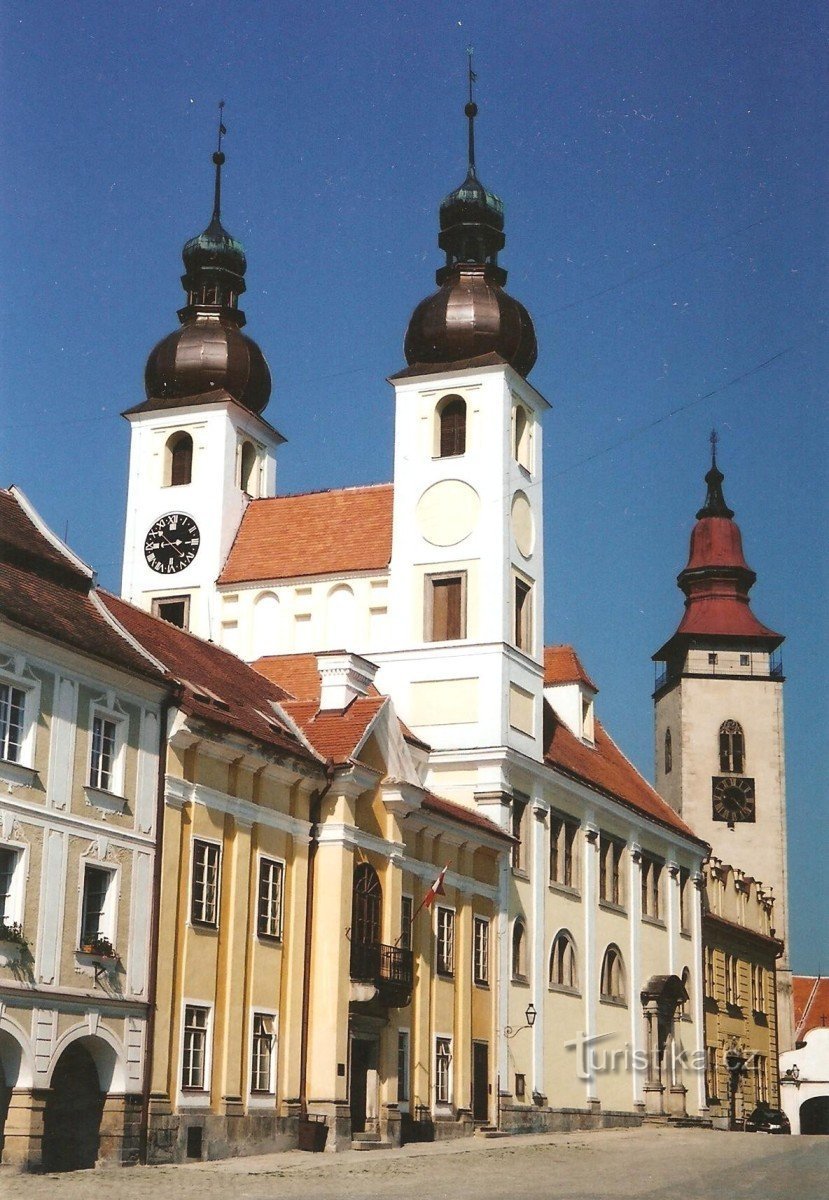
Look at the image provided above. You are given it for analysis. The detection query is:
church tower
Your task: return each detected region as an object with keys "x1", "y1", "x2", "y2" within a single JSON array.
[
  {"x1": 374, "y1": 60, "x2": 549, "y2": 765},
  {"x1": 121, "y1": 112, "x2": 283, "y2": 639},
  {"x1": 652, "y1": 438, "x2": 793, "y2": 1047}
]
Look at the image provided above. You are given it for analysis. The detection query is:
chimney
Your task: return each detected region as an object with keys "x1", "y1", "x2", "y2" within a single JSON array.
[{"x1": 316, "y1": 651, "x2": 379, "y2": 712}]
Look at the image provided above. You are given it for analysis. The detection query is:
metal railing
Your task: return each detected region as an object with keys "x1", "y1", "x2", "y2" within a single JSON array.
[{"x1": 350, "y1": 939, "x2": 414, "y2": 993}]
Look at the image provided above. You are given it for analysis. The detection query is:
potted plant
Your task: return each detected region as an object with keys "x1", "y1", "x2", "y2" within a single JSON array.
[
  {"x1": 0, "y1": 921, "x2": 28, "y2": 965},
  {"x1": 79, "y1": 934, "x2": 117, "y2": 962}
]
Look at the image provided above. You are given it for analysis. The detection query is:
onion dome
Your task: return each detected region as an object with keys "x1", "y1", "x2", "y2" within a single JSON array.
[
  {"x1": 404, "y1": 56, "x2": 537, "y2": 378},
  {"x1": 653, "y1": 435, "x2": 783, "y2": 662},
  {"x1": 144, "y1": 107, "x2": 272, "y2": 416}
]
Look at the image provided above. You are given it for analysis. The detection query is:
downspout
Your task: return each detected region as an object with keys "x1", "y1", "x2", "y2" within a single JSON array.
[
  {"x1": 298, "y1": 758, "x2": 335, "y2": 1121},
  {"x1": 139, "y1": 690, "x2": 177, "y2": 1164}
]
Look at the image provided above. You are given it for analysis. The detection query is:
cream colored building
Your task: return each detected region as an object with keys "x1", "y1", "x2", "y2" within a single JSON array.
[
  {"x1": 0, "y1": 487, "x2": 167, "y2": 1170},
  {"x1": 700, "y1": 857, "x2": 782, "y2": 1128}
]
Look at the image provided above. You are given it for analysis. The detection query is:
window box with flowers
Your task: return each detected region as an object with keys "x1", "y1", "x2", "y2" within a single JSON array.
[
  {"x1": 0, "y1": 921, "x2": 28, "y2": 966},
  {"x1": 77, "y1": 934, "x2": 119, "y2": 969}
]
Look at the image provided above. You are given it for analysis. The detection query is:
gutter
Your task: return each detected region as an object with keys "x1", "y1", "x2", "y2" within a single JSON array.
[{"x1": 298, "y1": 758, "x2": 335, "y2": 1121}]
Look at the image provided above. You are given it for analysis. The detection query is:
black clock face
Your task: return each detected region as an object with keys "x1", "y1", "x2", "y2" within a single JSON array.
[
  {"x1": 144, "y1": 513, "x2": 200, "y2": 575},
  {"x1": 712, "y1": 775, "x2": 756, "y2": 824}
]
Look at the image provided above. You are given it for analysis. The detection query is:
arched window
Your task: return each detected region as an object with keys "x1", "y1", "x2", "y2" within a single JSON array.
[
  {"x1": 239, "y1": 440, "x2": 258, "y2": 494},
  {"x1": 719, "y1": 720, "x2": 745, "y2": 773},
  {"x1": 664, "y1": 728, "x2": 673, "y2": 774},
  {"x1": 438, "y1": 395, "x2": 466, "y2": 458},
  {"x1": 512, "y1": 917, "x2": 527, "y2": 980},
  {"x1": 600, "y1": 944, "x2": 625, "y2": 1002},
  {"x1": 351, "y1": 863, "x2": 382, "y2": 947},
  {"x1": 165, "y1": 431, "x2": 193, "y2": 487},
  {"x1": 252, "y1": 591, "x2": 279, "y2": 659},
  {"x1": 549, "y1": 930, "x2": 578, "y2": 990}
]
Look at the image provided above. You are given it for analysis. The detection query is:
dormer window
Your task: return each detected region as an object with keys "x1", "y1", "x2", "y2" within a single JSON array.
[
  {"x1": 437, "y1": 395, "x2": 466, "y2": 458},
  {"x1": 165, "y1": 431, "x2": 193, "y2": 487},
  {"x1": 581, "y1": 694, "x2": 595, "y2": 742}
]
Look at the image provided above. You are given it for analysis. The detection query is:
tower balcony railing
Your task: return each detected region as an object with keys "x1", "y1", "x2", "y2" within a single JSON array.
[
  {"x1": 349, "y1": 938, "x2": 414, "y2": 1007},
  {"x1": 654, "y1": 652, "x2": 784, "y2": 692}
]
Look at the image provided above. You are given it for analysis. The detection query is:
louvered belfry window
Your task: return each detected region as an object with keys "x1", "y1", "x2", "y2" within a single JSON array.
[{"x1": 439, "y1": 396, "x2": 466, "y2": 458}]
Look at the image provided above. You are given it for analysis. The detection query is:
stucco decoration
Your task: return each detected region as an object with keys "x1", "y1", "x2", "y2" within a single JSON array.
[
  {"x1": 416, "y1": 479, "x2": 480, "y2": 547},
  {"x1": 511, "y1": 490, "x2": 534, "y2": 558}
]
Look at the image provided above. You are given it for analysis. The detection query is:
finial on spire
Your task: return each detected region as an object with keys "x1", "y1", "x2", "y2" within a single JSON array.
[
  {"x1": 465, "y1": 46, "x2": 478, "y2": 175},
  {"x1": 212, "y1": 100, "x2": 227, "y2": 222},
  {"x1": 697, "y1": 429, "x2": 735, "y2": 519}
]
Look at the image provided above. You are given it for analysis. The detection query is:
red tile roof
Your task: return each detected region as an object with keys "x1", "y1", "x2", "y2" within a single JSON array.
[
  {"x1": 280, "y1": 695, "x2": 387, "y2": 765},
  {"x1": 543, "y1": 702, "x2": 704, "y2": 843},
  {"x1": 219, "y1": 484, "x2": 393, "y2": 585},
  {"x1": 254, "y1": 653, "x2": 379, "y2": 702},
  {"x1": 0, "y1": 490, "x2": 163, "y2": 681},
  {"x1": 101, "y1": 592, "x2": 318, "y2": 763},
  {"x1": 794, "y1": 976, "x2": 829, "y2": 1039},
  {"x1": 422, "y1": 790, "x2": 513, "y2": 843},
  {"x1": 544, "y1": 644, "x2": 598, "y2": 691}
]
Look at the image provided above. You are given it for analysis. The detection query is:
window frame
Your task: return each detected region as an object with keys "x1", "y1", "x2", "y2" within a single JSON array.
[
  {"x1": 248, "y1": 1008, "x2": 278, "y2": 1100},
  {"x1": 549, "y1": 929, "x2": 579, "y2": 993},
  {"x1": 190, "y1": 837, "x2": 222, "y2": 929},
  {"x1": 719, "y1": 720, "x2": 745, "y2": 773},
  {"x1": 549, "y1": 813, "x2": 579, "y2": 891},
  {"x1": 512, "y1": 402, "x2": 532, "y2": 472},
  {"x1": 0, "y1": 841, "x2": 27, "y2": 933},
  {"x1": 513, "y1": 572, "x2": 533, "y2": 653},
  {"x1": 434, "y1": 1035, "x2": 453, "y2": 1106},
  {"x1": 256, "y1": 854, "x2": 285, "y2": 941},
  {"x1": 424, "y1": 570, "x2": 467, "y2": 642},
  {"x1": 599, "y1": 944, "x2": 626, "y2": 1005},
  {"x1": 397, "y1": 1027, "x2": 411, "y2": 1112},
  {"x1": 400, "y1": 894, "x2": 414, "y2": 951},
  {"x1": 473, "y1": 915, "x2": 490, "y2": 987},
  {"x1": 640, "y1": 854, "x2": 664, "y2": 922},
  {"x1": 77, "y1": 858, "x2": 118, "y2": 951},
  {"x1": 151, "y1": 594, "x2": 191, "y2": 630},
  {"x1": 0, "y1": 657, "x2": 40, "y2": 771},
  {"x1": 511, "y1": 916, "x2": 528, "y2": 983},
  {"x1": 180, "y1": 1001, "x2": 213, "y2": 1098},
  {"x1": 435, "y1": 905, "x2": 455, "y2": 977},
  {"x1": 86, "y1": 696, "x2": 128, "y2": 797},
  {"x1": 664, "y1": 728, "x2": 673, "y2": 774},
  {"x1": 436, "y1": 394, "x2": 467, "y2": 459},
  {"x1": 599, "y1": 835, "x2": 625, "y2": 908}
]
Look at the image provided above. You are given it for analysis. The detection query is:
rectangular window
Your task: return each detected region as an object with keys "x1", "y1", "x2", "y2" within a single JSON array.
[
  {"x1": 550, "y1": 815, "x2": 578, "y2": 888},
  {"x1": 182, "y1": 1005, "x2": 209, "y2": 1090},
  {"x1": 756, "y1": 1054, "x2": 768, "y2": 1104},
  {"x1": 0, "y1": 684, "x2": 25, "y2": 763},
  {"x1": 708, "y1": 652, "x2": 718, "y2": 666},
  {"x1": 436, "y1": 906, "x2": 455, "y2": 976},
  {"x1": 400, "y1": 895, "x2": 413, "y2": 950},
  {"x1": 151, "y1": 595, "x2": 191, "y2": 630},
  {"x1": 514, "y1": 577, "x2": 532, "y2": 651},
  {"x1": 641, "y1": 856, "x2": 663, "y2": 920},
  {"x1": 515, "y1": 1073, "x2": 526, "y2": 1099},
  {"x1": 705, "y1": 946, "x2": 715, "y2": 998},
  {"x1": 89, "y1": 715, "x2": 117, "y2": 791},
  {"x1": 81, "y1": 865, "x2": 112, "y2": 946},
  {"x1": 473, "y1": 916, "x2": 489, "y2": 986},
  {"x1": 435, "y1": 1037, "x2": 452, "y2": 1104},
  {"x1": 706, "y1": 1046, "x2": 719, "y2": 1101},
  {"x1": 725, "y1": 954, "x2": 740, "y2": 1006},
  {"x1": 397, "y1": 1029, "x2": 410, "y2": 1107},
  {"x1": 599, "y1": 836, "x2": 624, "y2": 906},
  {"x1": 257, "y1": 857, "x2": 284, "y2": 939},
  {"x1": 0, "y1": 847, "x2": 18, "y2": 926},
  {"x1": 679, "y1": 868, "x2": 691, "y2": 932},
  {"x1": 425, "y1": 572, "x2": 466, "y2": 642},
  {"x1": 751, "y1": 964, "x2": 766, "y2": 1014},
  {"x1": 511, "y1": 797, "x2": 527, "y2": 871},
  {"x1": 740, "y1": 653, "x2": 750, "y2": 667},
  {"x1": 250, "y1": 1013, "x2": 274, "y2": 1093},
  {"x1": 192, "y1": 840, "x2": 220, "y2": 927}
]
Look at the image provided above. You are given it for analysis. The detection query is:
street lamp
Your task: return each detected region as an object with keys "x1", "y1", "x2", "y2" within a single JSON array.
[{"x1": 504, "y1": 1002, "x2": 537, "y2": 1039}]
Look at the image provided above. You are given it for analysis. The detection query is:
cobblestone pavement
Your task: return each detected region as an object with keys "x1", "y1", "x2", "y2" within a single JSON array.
[{"x1": 3, "y1": 1127, "x2": 828, "y2": 1200}]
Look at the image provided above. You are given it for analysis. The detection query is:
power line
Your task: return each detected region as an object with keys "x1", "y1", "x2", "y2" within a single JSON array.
[{"x1": 550, "y1": 326, "x2": 826, "y2": 479}]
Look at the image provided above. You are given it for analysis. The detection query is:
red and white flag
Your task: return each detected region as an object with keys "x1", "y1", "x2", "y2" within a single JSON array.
[{"x1": 423, "y1": 865, "x2": 448, "y2": 909}]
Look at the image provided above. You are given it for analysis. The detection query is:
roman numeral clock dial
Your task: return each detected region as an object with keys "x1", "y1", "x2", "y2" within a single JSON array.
[
  {"x1": 144, "y1": 514, "x2": 200, "y2": 574},
  {"x1": 711, "y1": 775, "x2": 756, "y2": 827}
]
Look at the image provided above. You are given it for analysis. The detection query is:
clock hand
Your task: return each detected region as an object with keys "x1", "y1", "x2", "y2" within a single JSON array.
[{"x1": 158, "y1": 532, "x2": 184, "y2": 557}]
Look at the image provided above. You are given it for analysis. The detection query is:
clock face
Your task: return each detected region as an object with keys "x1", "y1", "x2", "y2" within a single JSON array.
[
  {"x1": 144, "y1": 513, "x2": 200, "y2": 575},
  {"x1": 712, "y1": 775, "x2": 756, "y2": 824}
]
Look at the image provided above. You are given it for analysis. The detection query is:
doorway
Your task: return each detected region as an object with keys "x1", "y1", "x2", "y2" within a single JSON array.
[
  {"x1": 472, "y1": 1042, "x2": 489, "y2": 1123},
  {"x1": 42, "y1": 1042, "x2": 105, "y2": 1171},
  {"x1": 349, "y1": 1036, "x2": 379, "y2": 1135}
]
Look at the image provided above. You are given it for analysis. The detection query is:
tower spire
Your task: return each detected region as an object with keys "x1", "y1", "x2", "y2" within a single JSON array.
[
  {"x1": 697, "y1": 428, "x2": 735, "y2": 519},
  {"x1": 212, "y1": 100, "x2": 227, "y2": 223},
  {"x1": 466, "y1": 46, "x2": 478, "y2": 177}
]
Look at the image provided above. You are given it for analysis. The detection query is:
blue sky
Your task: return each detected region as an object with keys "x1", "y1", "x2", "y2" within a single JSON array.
[{"x1": 1, "y1": 2, "x2": 826, "y2": 970}]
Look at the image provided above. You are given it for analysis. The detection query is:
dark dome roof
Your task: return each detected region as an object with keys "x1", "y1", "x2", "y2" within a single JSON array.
[
  {"x1": 440, "y1": 171, "x2": 505, "y2": 234},
  {"x1": 182, "y1": 214, "x2": 247, "y2": 280},
  {"x1": 404, "y1": 264, "x2": 537, "y2": 378},
  {"x1": 145, "y1": 314, "x2": 271, "y2": 415}
]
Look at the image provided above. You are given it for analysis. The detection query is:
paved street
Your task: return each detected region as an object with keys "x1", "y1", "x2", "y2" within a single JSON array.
[{"x1": 3, "y1": 1127, "x2": 828, "y2": 1200}]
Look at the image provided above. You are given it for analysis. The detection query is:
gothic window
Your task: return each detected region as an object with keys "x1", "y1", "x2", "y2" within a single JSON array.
[
  {"x1": 719, "y1": 720, "x2": 745, "y2": 773},
  {"x1": 351, "y1": 863, "x2": 382, "y2": 947},
  {"x1": 664, "y1": 728, "x2": 673, "y2": 774},
  {"x1": 165, "y1": 431, "x2": 193, "y2": 487},
  {"x1": 438, "y1": 395, "x2": 466, "y2": 458},
  {"x1": 600, "y1": 944, "x2": 625, "y2": 1003},
  {"x1": 549, "y1": 930, "x2": 578, "y2": 990},
  {"x1": 511, "y1": 917, "x2": 527, "y2": 981}
]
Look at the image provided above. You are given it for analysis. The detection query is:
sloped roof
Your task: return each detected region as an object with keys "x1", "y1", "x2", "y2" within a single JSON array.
[
  {"x1": 543, "y1": 701, "x2": 704, "y2": 843},
  {"x1": 254, "y1": 652, "x2": 380, "y2": 702},
  {"x1": 280, "y1": 695, "x2": 387, "y2": 765},
  {"x1": 219, "y1": 483, "x2": 393, "y2": 585},
  {"x1": 101, "y1": 592, "x2": 317, "y2": 763},
  {"x1": 422, "y1": 790, "x2": 512, "y2": 843},
  {"x1": 544, "y1": 644, "x2": 598, "y2": 691},
  {"x1": 794, "y1": 976, "x2": 829, "y2": 1039},
  {"x1": 0, "y1": 490, "x2": 163, "y2": 681}
]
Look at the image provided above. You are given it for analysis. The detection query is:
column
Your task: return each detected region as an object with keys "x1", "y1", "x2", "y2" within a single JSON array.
[
  {"x1": 531, "y1": 800, "x2": 547, "y2": 1101},
  {"x1": 628, "y1": 843, "x2": 645, "y2": 1112},
  {"x1": 581, "y1": 822, "x2": 599, "y2": 1111},
  {"x1": 690, "y1": 872, "x2": 708, "y2": 1115}
]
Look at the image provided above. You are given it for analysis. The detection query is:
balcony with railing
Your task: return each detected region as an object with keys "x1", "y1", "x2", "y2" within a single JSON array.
[
  {"x1": 654, "y1": 649, "x2": 784, "y2": 694},
  {"x1": 349, "y1": 939, "x2": 414, "y2": 1008}
]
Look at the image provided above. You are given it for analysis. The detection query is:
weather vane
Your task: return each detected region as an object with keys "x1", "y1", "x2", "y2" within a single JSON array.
[
  {"x1": 465, "y1": 47, "x2": 478, "y2": 173},
  {"x1": 710, "y1": 427, "x2": 719, "y2": 467}
]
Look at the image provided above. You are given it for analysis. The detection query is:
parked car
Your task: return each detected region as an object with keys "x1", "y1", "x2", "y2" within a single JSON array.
[{"x1": 745, "y1": 1104, "x2": 791, "y2": 1134}]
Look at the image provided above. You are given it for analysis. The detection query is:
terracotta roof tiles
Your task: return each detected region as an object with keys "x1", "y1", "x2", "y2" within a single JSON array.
[
  {"x1": 544, "y1": 644, "x2": 598, "y2": 691},
  {"x1": 219, "y1": 484, "x2": 393, "y2": 585},
  {"x1": 794, "y1": 976, "x2": 829, "y2": 1039}
]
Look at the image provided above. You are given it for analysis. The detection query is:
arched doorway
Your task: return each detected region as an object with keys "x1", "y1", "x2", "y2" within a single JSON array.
[
  {"x1": 800, "y1": 1095, "x2": 829, "y2": 1134},
  {"x1": 43, "y1": 1042, "x2": 105, "y2": 1171},
  {"x1": 0, "y1": 1030, "x2": 23, "y2": 1162}
]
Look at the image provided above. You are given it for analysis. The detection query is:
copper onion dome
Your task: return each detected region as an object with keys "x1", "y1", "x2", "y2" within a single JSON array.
[
  {"x1": 144, "y1": 107, "x2": 272, "y2": 416},
  {"x1": 404, "y1": 56, "x2": 537, "y2": 378}
]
